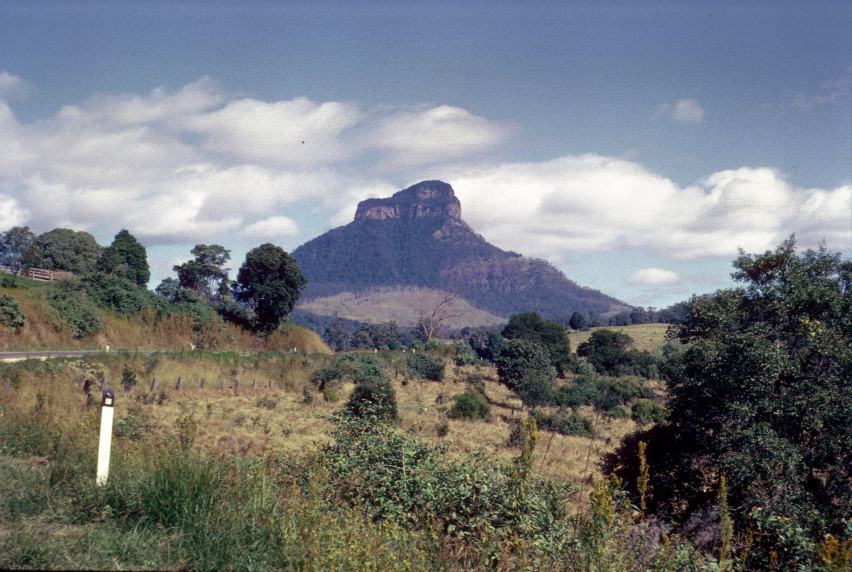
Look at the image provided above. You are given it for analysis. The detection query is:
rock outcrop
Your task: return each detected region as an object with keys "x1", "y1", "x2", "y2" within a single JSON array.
[{"x1": 354, "y1": 180, "x2": 462, "y2": 222}]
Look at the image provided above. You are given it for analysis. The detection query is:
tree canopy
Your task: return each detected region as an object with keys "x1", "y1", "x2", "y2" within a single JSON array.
[
  {"x1": 501, "y1": 311, "x2": 575, "y2": 376},
  {"x1": 637, "y1": 237, "x2": 851, "y2": 566},
  {"x1": 96, "y1": 229, "x2": 150, "y2": 286},
  {"x1": 234, "y1": 243, "x2": 307, "y2": 333},
  {"x1": 173, "y1": 244, "x2": 231, "y2": 302},
  {"x1": 0, "y1": 226, "x2": 37, "y2": 287},
  {"x1": 35, "y1": 228, "x2": 102, "y2": 274}
]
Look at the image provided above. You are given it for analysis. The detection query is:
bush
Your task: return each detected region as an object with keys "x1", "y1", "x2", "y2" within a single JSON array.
[
  {"x1": 0, "y1": 294, "x2": 25, "y2": 330},
  {"x1": 495, "y1": 339, "x2": 556, "y2": 407},
  {"x1": 605, "y1": 405, "x2": 629, "y2": 419},
  {"x1": 447, "y1": 390, "x2": 491, "y2": 421},
  {"x1": 452, "y1": 341, "x2": 476, "y2": 366},
  {"x1": 121, "y1": 363, "x2": 137, "y2": 391},
  {"x1": 345, "y1": 380, "x2": 398, "y2": 422},
  {"x1": 631, "y1": 399, "x2": 666, "y2": 425},
  {"x1": 405, "y1": 352, "x2": 444, "y2": 381},
  {"x1": 341, "y1": 353, "x2": 387, "y2": 385},
  {"x1": 45, "y1": 288, "x2": 103, "y2": 338}
]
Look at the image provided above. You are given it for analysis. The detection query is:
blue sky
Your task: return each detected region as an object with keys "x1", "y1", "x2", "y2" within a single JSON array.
[{"x1": 1, "y1": 1, "x2": 850, "y2": 309}]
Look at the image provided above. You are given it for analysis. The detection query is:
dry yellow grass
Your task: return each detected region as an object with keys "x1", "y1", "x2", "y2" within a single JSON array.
[
  {"x1": 568, "y1": 323, "x2": 671, "y2": 353},
  {"x1": 3, "y1": 349, "x2": 647, "y2": 508}
]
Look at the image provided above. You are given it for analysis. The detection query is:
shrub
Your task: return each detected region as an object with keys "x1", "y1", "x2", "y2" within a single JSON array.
[
  {"x1": 631, "y1": 399, "x2": 666, "y2": 425},
  {"x1": 0, "y1": 294, "x2": 26, "y2": 330},
  {"x1": 322, "y1": 387, "x2": 339, "y2": 402},
  {"x1": 121, "y1": 363, "x2": 137, "y2": 391},
  {"x1": 452, "y1": 340, "x2": 476, "y2": 366},
  {"x1": 495, "y1": 339, "x2": 556, "y2": 407},
  {"x1": 45, "y1": 288, "x2": 103, "y2": 338},
  {"x1": 405, "y1": 352, "x2": 444, "y2": 381},
  {"x1": 345, "y1": 380, "x2": 398, "y2": 422},
  {"x1": 447, "y1": 390, "x2": 491, "y2": 421},
  {"x1": 605, "y1": 405, "x2": 630, "y2": 419},
  {"x1": 341, "y1": 353, "x2": 387, "y2": 385}
]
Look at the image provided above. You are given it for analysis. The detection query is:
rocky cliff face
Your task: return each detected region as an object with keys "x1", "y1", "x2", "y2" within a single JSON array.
[{"x1": 354, "y1": 180, "x2": 462, "y2": 222}]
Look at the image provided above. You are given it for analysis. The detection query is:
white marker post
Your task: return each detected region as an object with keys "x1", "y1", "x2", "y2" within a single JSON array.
[{"x1": 96, "y1": 390, "x2": 115, "y2": 486}]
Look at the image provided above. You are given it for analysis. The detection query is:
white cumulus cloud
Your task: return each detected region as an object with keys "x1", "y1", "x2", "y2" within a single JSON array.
[
  {"x1": 627, "y1": 268, "x2": 682, "y2": 286},
  {"x1": 367, "y1": 105, "x2": 512, "y2": 167},
  {"x1": 0, "y1": 71, "x2": 34, "y2": 99},
  {"x1": 241, "y1": 216, "x2": 301, "y2": 241},
  {"x1": 437, "y1": 157, "x2": 850, "y2": 263}
]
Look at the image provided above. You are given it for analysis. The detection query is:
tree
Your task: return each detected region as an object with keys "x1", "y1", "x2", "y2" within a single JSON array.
[
  {"x1": 638, "y1": 238, "x2": 852, "y2": 566},
  {"x1": 96, "y1": 229, "x2": 150, "y2": 286},
  {"x1": 568, "y1": 311, "x2": 588, "y2": 331},
  {"x1": 173, "y1": 244, "x2": 231, "y2": 302},
  {"x1": 502, "y1": 312, "x2": 576, "y2": 376},
  {"x1": 34, "y1": 228, "x2": 101, "y2": 274},
  {"x1": 415, "y1": 289, "x2": 467, "y2": 342},
  {"x1": 234, "y1": 243, "x2": 307, "y2": 333},
  {"x1": 495, "y1": 339, "x2": 556, "y2": 407},
  {"x1": 0, "y1": 226, "x2": 37, "y2": 287},
  {"x1": 576, "y1": 329, "x2": 636, "y2": 375}
]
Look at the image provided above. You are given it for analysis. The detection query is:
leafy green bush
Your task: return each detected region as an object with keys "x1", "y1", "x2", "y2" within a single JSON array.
[
  {"x1": 605, "y1": 405, "x2": 629, "y2": 419},
  {"x1": 447, "y1": 390, "x2": 491, "y2": 420},
  {"x1": 0, "y1": 294, "x2": 25, "y2": 330},
  {"x1": 495, "y1": 339, "x2": 556, "y2": 406},
  {"x1": 345, "y1": 380, "x2": 398, "y2": 421},
  {"x1": 340, "y1": 353, "x2": 387, "y2": 384},
  {"x1": 405, "y1": 352, "x2": 444, "y2": 381},
  {"x1": 631, "y1": 399, "x2": 665, "y2": 425},
  {"x1": 45, "y1": 288, "x2": 103, "y2": 338},
  {"x1": 452, "y1": 340, "x2": 476, "y2": 366},
  {"x1": 530, "y1": 409, "x2": 594, "y2": 438},
  {"x1": 121, "y1": 363, "x2": 137, "y2": 391}
]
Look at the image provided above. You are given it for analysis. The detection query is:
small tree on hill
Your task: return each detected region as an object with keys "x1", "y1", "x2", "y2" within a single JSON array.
[
  {"x1": 0, "y1": 226, "x2": 37, "y2": 287},
  {"x1": 97, "y1": 229, "x2": 150, "y2": 286},
  {"x1": 234, "y1": 243, "x2": 307, "y2": 334},
  {"x1": 495, "y1": 339, "x2": 556, "y2": 407}
]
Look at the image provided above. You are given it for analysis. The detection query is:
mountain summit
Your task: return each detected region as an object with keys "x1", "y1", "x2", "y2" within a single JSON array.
[
  {"x1": 354, "y1": 180, "x2": 462, "y2": 222},
  {"x1": 292, "y1": 181, "x2": 629, "y2": 328}
]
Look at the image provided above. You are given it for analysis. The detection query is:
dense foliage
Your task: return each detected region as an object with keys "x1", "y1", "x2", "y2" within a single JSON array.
[
  {"x1": 502, "y1": 311, "x2": 577, "y2": 376},
  {"x1": 0, "y1": 226, "x2": 36, "y2": 287},
  {"x1": 235, "y1": 243, "x2": 307, "y2": 333},
  {"x1": 612, "y1": 238, "x2": 852, "y2": 568},
  {"x1": 495, "y1": 339, "x2": 557, "y2": 407},
  {"x1": 34, "y1": 228, "x2": 101, "y2": 274},
  {"x1": 96, "y1": 229, "x2": 150, "y2": 286}
]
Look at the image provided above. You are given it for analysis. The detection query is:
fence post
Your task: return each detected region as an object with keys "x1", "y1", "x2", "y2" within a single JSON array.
[
  {"x1": 268, "y1": 379, "x2": 273, "y2": 390},
  {"x1": 200, "y1": 377, "x2": 206, "y2": 389},
  {"x1": 96, "y1": 390, "x2": 115, "y2": 486},
  {"x1": 253, "y1": 378, "x2": 257, "y2": 391},
  {"x1": 219, "y1": 378, "x2": 225, "y2": 391},
  {"x1": 176, "y1": 376, "x2": 183, "y2": 391},
  {"x1": 150, "y1": 377, "x2": 159, "y2": 393},
  {"x1": 234, "y1": 379, "x2": 240, "y2": 396}
]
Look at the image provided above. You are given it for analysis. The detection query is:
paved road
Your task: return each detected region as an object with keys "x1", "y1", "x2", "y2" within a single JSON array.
[{"x1": 0, "y1": 350, "x2": 166, "y2": 362}]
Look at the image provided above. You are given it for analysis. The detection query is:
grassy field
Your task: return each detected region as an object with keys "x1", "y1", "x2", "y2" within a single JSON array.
[
  {"x1": 0, "y1": 347, "x2": 666, "y2": 570},
  {"x1": 297, "y1": 286, "x2": 507, "y2": 329},
  {"x1": 567, "y1": 323, "x2": 671, "y2": 353}
]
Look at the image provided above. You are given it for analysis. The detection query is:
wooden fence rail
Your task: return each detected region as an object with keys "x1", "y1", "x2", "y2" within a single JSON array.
[{"x1": 0, "y1": 265, "x2": 74, "y2": 283}]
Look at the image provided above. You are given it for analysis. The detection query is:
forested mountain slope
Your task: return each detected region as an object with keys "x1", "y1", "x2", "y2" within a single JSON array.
[{"x1": 292, "y1": 181, "x2": 629, "y2": 326}]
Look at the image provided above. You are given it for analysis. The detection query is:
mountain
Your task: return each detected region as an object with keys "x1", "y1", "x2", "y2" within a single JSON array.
[{"x1": 291, "y1": 180, "x2": 630, "y2": 328}]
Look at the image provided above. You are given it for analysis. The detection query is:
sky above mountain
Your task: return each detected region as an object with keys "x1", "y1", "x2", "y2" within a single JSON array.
[{"x1": 1, "y1": 1, "x2": 850, "y2": 309}]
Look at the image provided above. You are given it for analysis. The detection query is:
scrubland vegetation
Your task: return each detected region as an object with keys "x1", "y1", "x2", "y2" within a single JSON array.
[{"x1": 1, "y1": 237, "x2": 850, "y2": 570}]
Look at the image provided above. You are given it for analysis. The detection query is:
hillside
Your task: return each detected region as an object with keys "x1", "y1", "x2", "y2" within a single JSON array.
[{"x1": 292, "y1": 180, "x2": 630, "y2": 328}]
